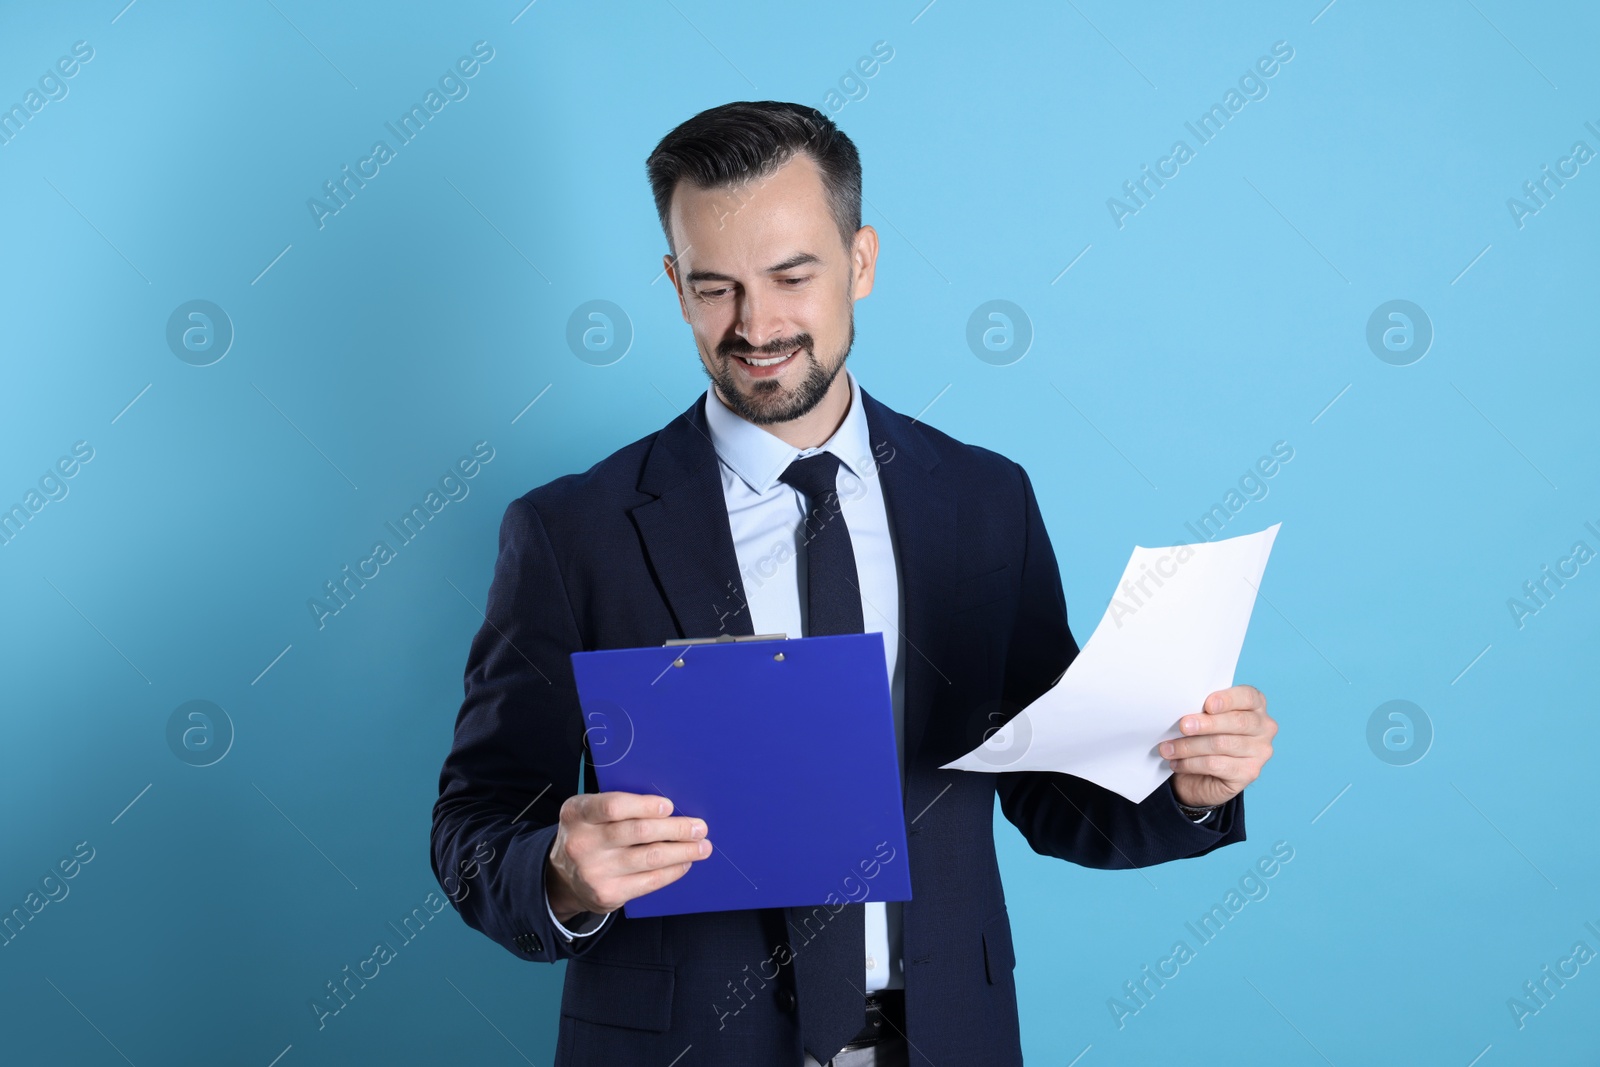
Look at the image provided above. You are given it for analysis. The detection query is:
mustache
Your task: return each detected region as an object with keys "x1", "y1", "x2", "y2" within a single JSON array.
[{"x1": 719, "y1": 334, "x2": 812, "y2": 359}]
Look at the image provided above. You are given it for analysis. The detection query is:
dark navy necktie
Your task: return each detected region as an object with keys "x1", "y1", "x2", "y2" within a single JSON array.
[
  {"x1": 777, "y1": 451, "x2": 868, "y2": 1063},
  {"x1": 780, "y1": 452, "x2": 866, "y2": 636}
]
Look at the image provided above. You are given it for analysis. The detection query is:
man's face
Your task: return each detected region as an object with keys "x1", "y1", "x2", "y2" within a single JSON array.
[{"x1": 664, "y1": 152, "x2": 877, "y2": 426}]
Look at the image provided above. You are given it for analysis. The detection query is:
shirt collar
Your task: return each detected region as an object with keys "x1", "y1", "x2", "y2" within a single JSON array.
[{"x1": 703, "y1": 367, "x2": 871, "y2": 495}]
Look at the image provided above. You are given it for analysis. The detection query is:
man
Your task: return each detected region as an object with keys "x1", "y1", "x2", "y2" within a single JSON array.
[{"x1": 431, "y1": 101, "x2": 1277, "y2": 1066}]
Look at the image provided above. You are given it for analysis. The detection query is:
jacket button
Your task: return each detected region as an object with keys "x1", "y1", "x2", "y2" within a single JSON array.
[{"x1": 776, "y1": 988, "x2": 797, "y2": 1013}]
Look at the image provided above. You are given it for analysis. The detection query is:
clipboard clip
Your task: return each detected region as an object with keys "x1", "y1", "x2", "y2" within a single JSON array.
[{"x1": 663, "y1": 633, "x2": 788, "y2": 647}]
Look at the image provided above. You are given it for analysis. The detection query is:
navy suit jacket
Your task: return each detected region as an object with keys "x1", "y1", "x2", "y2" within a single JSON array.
[{"x1": 431, "y1": 384, "x2": 1245, "y2": 1065}]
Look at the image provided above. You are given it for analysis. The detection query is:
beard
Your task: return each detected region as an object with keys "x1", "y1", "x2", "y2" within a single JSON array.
[{"x1": 704, "y1": 316, "x2": 855, "y2": 426}]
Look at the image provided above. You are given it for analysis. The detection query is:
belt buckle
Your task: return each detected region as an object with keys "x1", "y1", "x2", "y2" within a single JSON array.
[{"x1": 839, "y1": 990, "x2": 898, "y2": 1051}]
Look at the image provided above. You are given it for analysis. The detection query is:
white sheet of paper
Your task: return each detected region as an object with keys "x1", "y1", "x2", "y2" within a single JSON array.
[{"x1": 940, "y1": 523, "x2": 1280, "y2": 804}]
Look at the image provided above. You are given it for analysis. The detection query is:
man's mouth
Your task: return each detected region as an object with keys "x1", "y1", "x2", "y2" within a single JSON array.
[{"x1": 732, "y1": 346, "x2": 800, "y2": 369}]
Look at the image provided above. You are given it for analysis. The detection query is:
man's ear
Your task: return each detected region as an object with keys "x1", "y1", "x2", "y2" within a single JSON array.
[
  {"x1": 849, "y1": 225, "x2": 879, "y2": 302},
  {"x1": 663, "y1": 252, "x2": 691, "y2": 323}
]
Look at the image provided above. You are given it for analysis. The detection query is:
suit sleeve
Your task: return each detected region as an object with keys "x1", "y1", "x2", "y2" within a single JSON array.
[
  {"x1": 430, "y1": 495, "x2": 615, "y2": 962},
  {"x1": 993, "y1": 462, "x2": 1246, "y2": 868}
]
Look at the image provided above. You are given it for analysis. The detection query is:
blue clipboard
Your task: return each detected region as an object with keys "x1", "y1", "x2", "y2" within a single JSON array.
[{"x1": 569, "y1": 632, "x2": 913, "y2": 919}]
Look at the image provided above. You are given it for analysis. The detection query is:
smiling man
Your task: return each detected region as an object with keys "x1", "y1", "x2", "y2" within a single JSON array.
[
  {"x1": 663, "y1": 146, "x2": 864, "y2": 445},
  {"x1": 431, "y1": 101, "x2": 1277, "y2": 1067}
]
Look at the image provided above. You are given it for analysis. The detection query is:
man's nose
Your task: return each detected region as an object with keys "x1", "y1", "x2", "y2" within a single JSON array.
[{"x1": 734, "y1": 290, "x2": 786, "y2": 350}]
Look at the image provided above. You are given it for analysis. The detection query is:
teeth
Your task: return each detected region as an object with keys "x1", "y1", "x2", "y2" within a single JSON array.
[{"x1": 739, "y1": 349, "x2": 795, "y2": 368}]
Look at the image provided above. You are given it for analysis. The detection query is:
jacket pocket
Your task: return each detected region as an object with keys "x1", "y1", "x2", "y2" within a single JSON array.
[
  {"x1": 981, "y1": 907, "x2": 1016, "y2": 985},
  {"x1": 950, "y1": 563, "x2": 1013, "y2": 615},
  {"x1": 560, "y1": 958, "x2": 675, "y2": 1032}
]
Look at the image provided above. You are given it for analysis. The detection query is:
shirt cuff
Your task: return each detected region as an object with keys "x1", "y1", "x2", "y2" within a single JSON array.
[{"x1": 545, "y1": 891, "x2": 610, "y2": 940}]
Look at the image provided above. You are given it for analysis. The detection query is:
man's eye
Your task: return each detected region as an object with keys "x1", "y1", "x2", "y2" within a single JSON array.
[
  {"x1": 699, "y1": 288, "x2": 728, "y2": 299},
  {"x1": 780, "y1": 277, "x2": 809, "y2": 286}
]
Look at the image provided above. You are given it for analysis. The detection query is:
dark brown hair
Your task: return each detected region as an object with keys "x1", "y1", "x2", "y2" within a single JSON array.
[{"x1": 645, "y1": 100, "x2": 861, "y2": 256}]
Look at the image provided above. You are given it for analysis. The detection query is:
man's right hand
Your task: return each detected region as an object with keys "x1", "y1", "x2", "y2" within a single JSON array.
[{"x1": 545, "y1": 791, "x2": 712, "y2": 924}]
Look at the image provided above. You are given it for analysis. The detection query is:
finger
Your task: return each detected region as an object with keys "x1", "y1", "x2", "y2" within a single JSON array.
[
  {"x1": 576, "y1": 791, "x2": 675, "y2": 824},
  {"x1": 601, "y1": 814, "x2": 708, "y2": 848},
  {"x1": 617, "y1": 837, "x2": 714, "y2": 877},
  {"x1": 594, "y1": 862, "x2": 699, "y2": 912},
  {"x1": 1202, "y1": 685, "x2": 1264, "y2": 715},
  {"x1": 1178, "y1": 709, "x2": 1263, "y2": 737},
  {"x1": 1166, "y1": 753, "x2": 1250, "y2": 780},
  {"x1": 1161, "y1": 731, "x2": 1255, "y2": 759}
]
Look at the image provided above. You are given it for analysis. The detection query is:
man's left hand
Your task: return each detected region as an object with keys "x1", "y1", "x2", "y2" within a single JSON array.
[{"x1": 1161, "y1": 684, "x2": 1276, "y2": 809}]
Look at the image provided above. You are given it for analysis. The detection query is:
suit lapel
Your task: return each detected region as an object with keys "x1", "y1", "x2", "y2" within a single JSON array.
[
  {"x1": 859, "y1": 388, "x2": 957, "y2": 804},
  {"x1": 630, "y1": 395, "x2": 756, "y2": 641}
]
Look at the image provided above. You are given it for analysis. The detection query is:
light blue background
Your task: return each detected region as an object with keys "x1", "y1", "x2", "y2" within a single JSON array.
[{"x1": 2, "y1": 1, "x2": 1596, "y2": 1064}]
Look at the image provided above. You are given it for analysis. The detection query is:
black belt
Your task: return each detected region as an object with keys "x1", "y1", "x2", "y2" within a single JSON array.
[{"x1": 838, "y1": 988, "x2": 905, "y2": 1051}]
